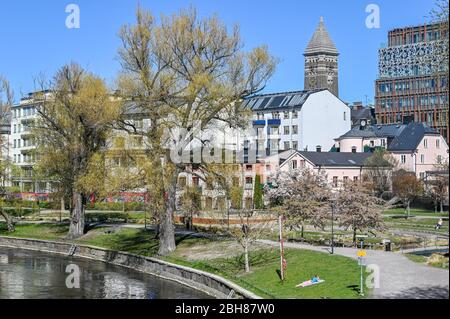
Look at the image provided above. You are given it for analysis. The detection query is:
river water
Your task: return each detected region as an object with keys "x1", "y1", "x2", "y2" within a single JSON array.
[{"x1": 0, "y1": 247, "x2": 212, "y2": 299}]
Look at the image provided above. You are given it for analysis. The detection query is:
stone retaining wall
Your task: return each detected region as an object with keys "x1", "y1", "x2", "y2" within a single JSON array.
[{"x1": 0, "y1": 236, "x2": 261, "y2": 300}]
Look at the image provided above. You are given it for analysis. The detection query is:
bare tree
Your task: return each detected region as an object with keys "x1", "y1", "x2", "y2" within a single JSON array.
[
  {"x1": 392, "y1": 170, "x2": 424, "y2": 219},
  {"x1": 116, "y1": 6, "x2": 277, "y2": 255},
  {"x1": 265, "y1": 168, "x2": 331, "y2": 237},
  {"x1": 426, "y1": 160, "x2": 449, "y2": 213},
  {"x1": 363, "y1": 149, "x2": 397, "y2": 198}
]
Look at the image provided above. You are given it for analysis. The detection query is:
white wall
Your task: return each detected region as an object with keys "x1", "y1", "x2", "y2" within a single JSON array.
[{"x1": 300, "y1": 90, "x2": 351, "y2": 152}]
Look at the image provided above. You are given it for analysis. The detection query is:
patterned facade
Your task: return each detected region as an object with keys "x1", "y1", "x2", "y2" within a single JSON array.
[{"x1": 375, "y1": 23, "x2": 449, "y2": 143}]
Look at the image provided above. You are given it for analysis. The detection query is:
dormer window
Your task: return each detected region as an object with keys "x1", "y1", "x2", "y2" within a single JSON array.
[
  {"x1": 352, "y1": 147, "x2": 357, "y2": 153},
  {"x1": 316, "y1": 146, "x2": 322, "y2": 153}
]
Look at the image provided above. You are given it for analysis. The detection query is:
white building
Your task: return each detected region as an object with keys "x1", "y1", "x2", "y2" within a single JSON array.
[
  {"x1": 241, "y1": 89, "x2": 351, "y2": 154},
  {"x1": 1, "y1": 113, "x2": 12, "y2": 188},
  {"x1": 9, "y1": 92, "x2": 51, "y2": 194}
]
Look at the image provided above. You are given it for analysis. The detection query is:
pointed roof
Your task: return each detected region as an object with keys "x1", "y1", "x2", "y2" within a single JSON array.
[{"x1": 304, "y1": 17, "x2": 339, "y2": 56}]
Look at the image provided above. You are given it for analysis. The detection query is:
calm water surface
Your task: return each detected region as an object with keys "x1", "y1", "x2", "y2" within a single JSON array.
[{"x1": 0, "y1": 247, "x2": 212, "y2": 299}]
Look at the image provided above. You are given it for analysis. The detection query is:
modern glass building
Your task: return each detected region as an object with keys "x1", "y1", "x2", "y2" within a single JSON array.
[{"x1": 375, "y1": 23, "x2": 449, "y2": 142}]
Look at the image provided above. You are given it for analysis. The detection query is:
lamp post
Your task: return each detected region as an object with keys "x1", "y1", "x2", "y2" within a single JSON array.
[{"x1": 331, "y1": 201, "x2": 335, "y2": 255}]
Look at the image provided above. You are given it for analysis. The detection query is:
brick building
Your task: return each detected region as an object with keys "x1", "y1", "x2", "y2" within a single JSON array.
[{"x1": 375, "y1": 23, "x2": 449, "y2": 143}]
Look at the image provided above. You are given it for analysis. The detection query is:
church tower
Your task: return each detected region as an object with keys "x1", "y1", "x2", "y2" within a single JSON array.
[{"x1": 304, "y1": 17, "x2": 339, "y2": 97}]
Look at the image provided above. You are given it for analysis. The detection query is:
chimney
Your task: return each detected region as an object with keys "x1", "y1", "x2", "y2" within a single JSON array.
[{"x1": 353, "y1": 102, "x2": 363, "y2": 110}]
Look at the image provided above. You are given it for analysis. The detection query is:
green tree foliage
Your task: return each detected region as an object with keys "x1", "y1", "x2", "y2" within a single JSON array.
[
  {"x1": 33, "y1": 64, "x2": 122, "y2": 239},
  {"x1": 116, "y1": 6, "x2": 277, "y2": 255},
  {"x1": 253, "y1": 174, "x2": 263, "y2": 209}
]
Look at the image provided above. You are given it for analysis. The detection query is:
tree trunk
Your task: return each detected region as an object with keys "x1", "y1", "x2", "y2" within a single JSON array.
[
  {"x1": 158, "y1": 170, "x2": 178, "y2": 256},
  {"x1": 68, "y1": 191, "x2": 86, "y2": 239},
  {"x1": 0, "y1": 209, "x2": 15, "y2": 232},
  {"x1": 244, "y1": 239, "x2": 250, "y2": 273},
  {"x1": 301, "y1": 225, "x2": 304, "y2": 238},
  {"x1": 407, "y1": 201, "x2": 411, "y2": 219},
  {"x1": 353, "y1": 228, "x2": 357, "y2": 244},
  {"x1": 440, "y1": 201, "x2": 443, "y2": 214}
]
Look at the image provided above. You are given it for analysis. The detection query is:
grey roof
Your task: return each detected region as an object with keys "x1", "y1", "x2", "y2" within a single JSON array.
[
  {"x1": 298, "y1": 151, "x2": 372, "y2": 167},
  {"x1": 337, "y1": 122, "x2": 440, "y2": 152},
  {"x1": 242, "y1": 89, "x2": 326, "y2": 111},
  {"x1": 388, "y1": 123, "x2": 439, "y2": 151},
  {"x1": 304, "y1": 17, "x2": 339, "y2": 56},
  {"x1": 337, "y1": 123, "x2": 407, "y2": 140},
  {"x1": 351, "y1": 108, "x2": 376, "y2": 125}
]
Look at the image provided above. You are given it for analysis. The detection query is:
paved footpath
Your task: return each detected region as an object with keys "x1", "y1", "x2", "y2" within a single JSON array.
[{"x1": 258, "y1": 239, "x2": 449, "y2": 299}]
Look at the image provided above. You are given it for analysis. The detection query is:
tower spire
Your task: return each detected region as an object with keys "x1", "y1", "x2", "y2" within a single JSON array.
[{"x1": 303, "y1": 17, "x2": 340, "y2": 97}]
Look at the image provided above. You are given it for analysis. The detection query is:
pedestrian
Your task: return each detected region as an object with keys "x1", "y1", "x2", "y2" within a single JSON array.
[{"x1": 435, "y1": 218, "x2": 443, "y2": 230}]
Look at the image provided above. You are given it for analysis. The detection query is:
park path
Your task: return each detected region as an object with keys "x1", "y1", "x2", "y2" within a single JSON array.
[{"x1": 258, "y1": 239, "x2": 449, "y2": 299}]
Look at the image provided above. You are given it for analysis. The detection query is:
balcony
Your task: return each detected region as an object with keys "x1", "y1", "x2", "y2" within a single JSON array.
[
  {"x1": 252, "y1": 120, "x2": 266, "y2": 126},
  {"x1": 267, "y1": 119, "x2": 281, "y2": 126}
]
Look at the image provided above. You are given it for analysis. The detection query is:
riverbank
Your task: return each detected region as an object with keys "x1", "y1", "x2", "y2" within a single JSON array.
[{"x1": 0, "y1": 223, "x2": 367, "y2": 299}]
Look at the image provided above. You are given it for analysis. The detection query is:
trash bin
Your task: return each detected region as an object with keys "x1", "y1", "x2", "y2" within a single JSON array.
[{"x1": 383, "y1": 239, "x2": 392, "y2": 252}]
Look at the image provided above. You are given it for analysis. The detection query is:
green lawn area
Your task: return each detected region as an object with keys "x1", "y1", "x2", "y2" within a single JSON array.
[
  {"x1": 0, "y1": 222, "x2": 366, "y2": 299},
  {"x1": 405, "y1": 253, "x2": 449, "y2": 270},
  {"x1": 384, "y1": 208, "x2": 449, "y2": 217},
  {"x1": 0, "y1": 223, "x2": 69, "y2": 241}
]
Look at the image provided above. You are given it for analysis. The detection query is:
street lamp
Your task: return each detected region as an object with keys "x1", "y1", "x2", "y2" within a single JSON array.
[{"x1": 331, "y1": 201, "x2": 336, "y2": 255}]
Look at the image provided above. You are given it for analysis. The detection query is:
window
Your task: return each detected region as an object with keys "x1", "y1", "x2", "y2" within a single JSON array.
[
  {"x1": 316, "y1": 146, "x2": 322, "y2": 153},
  {"x1": 292, "y1": 125, "x2": 298, "y2": 135},
  {"x1": 283, "y1": 111, "x2": 289, "y2": 119},
  {"x1": 437, "y1": 155, "x2": 442, "y2": 164},
  {"x1": 436, "y1": 139, "x2": 440, "y2": 149},
  {"x1": 332, "y1": 177, "x2": 338, "y2": 187},
  {"x1": 420, "y1": 154, "x2": 425, "y2": 164},
  {"x1": 246, "y1": 165, "x2": 253, "y2": 172},
  {"x1": 272, "y1": 112, "x2": 280, "y2": 119},
  {"x1": 284, "y1": 142, "x2": 290, "y2": 150},
  {"x1": 420, "y1": 172, "x2": 425, "y2": 180},
  {"x1": 292, "y1": 141, "x2": 298, "y2": 150},
  {"x1": 401, "y1": 155, "x2": 406, "y2": 164},
  {"x1": 424, "y1": 139, "x2": 428, "y2": 149},
  {"x1": 292, "y1": 111, "x2": 298, "y2": 119},
  {"x1": 284, "y1": 126, "x2": 290, "y2": 135},
  {"x1": 343, "y1": 176, "x2": 349, "y2": 183},
  {"x1": 270, "y1": 127, "x2": 279, "y2": 135},
  {"x1": 292, "y1": 160, "x2": 298, "y2": 170},
  {"x1": 351, "y1": 147, "x2": 357, "y2": 153},
  {"x1": 192, "y1": 177, "x2": 200, "y2": 186},
  {"x1": 344, "y1": 112, "x2": 347, "y2": 121},
  {"x1": 353, "y1": 176, "x2": 359, "y2": 182}
]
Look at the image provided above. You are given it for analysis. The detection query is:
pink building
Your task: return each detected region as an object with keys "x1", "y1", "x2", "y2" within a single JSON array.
[
  {"x1": 259, "y1": 150, "x2": 372, "y2": 188},
  {"x1": 335, "y1": 122, "x2": 449, "y2": 179}
]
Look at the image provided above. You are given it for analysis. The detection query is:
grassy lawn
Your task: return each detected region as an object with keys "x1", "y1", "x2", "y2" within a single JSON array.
[
  {"x1": 0, "y1": 223, "x2": 69, "y2": 241},
  {"x1": 0, "y1": 222, "x2": 366, "y2": 299},
  {"x1": 384, "y1": 208, "x2": 449, "y2": 217},
  {"x1": 405, "y1": 253, "x2": 449, "y2": 270}
]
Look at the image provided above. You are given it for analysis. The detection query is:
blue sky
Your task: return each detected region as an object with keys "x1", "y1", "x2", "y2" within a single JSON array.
[{"x1": 0, "y1": 0, "x2": 438, "y2": 104}]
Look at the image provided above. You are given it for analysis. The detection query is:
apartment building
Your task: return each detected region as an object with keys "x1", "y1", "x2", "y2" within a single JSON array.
[
  {"x1": 335, "y1": 122, "x2": 449, "y2": 179},
  {"x1": 242, "y1": 89, "x2": 351, "y2": 155},
  {"x1": 375, "y1": 23, "x2": 449, "y2": 142}
]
